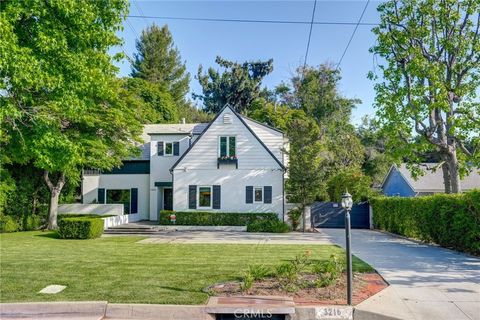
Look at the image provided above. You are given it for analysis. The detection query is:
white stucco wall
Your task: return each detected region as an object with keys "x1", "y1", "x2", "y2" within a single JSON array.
[
  {"x1": 242, "y1": 117, "x2": 285, "y2": 164},
  {"x1": 82, "y1": 174, "x2": 150, "y2": 220},
  {"x1": 148, "y1": 134, "x2": 191, "y2": 220},
  {"x1": 173, "y1": 169, "x2": 284, "y2": 218},
  {"x1": 175, "y1": 107, "x2": 283, "y2": 170},
  {"x1": 58, "y1": 204, "x2": 124, "y2": 216},
  {"x1": 171, "y1": 106, "x2": 286, "y2": 219}
]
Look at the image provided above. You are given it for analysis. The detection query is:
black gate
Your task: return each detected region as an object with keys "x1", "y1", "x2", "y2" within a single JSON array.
[{"x1": 311, "y1": 202, "x2": 370, "y2": 229}]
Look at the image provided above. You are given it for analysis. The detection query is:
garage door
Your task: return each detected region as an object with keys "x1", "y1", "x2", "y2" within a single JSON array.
[{"x1": 311, "y1": 202, "x2": 370, "y2": 229}]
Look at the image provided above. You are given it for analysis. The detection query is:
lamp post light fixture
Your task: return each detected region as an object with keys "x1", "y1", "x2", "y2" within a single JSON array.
[{"x1": 341, "y1": 191, "x2": 353, "y2": 305}]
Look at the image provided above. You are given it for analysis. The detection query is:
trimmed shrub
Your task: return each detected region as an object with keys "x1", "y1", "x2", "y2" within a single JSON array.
[
  {"x1": 247, "y1": 219, "x2": 291, "y2": 233},
  {"x1": 371, "y1": 190, "x2": 480, "y2": 255},
  {"x1": 58, "y1": 217, "x2": 104, "y2": 239},
  {"x1": 58, "y1": 214, "x2": 106, "y2": 220},
  {"x1": 0, "y1": 215, "x2": 20, "y2": 233},
  {"x1": 23, "y1": 215, "x2": 42, "y2": 231},
  {"x1": 287, "y1": 208, "x2": 302, "y2": 231},
  {"x1": 159, "y1": 211, "x2": 278, "y2": 226}
]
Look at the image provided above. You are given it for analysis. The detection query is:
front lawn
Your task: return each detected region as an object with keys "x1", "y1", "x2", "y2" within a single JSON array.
[{"x1": 0, "y1": 232, "x2": 373, "y2": 304}]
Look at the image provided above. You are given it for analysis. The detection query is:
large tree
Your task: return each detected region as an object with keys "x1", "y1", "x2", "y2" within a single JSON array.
[
  {"x1": 131, "y1": 24, "x2": 190, "y2": 107},
  {"x1": 1, "y1": 0, "x2": 142, "y2": 229},
  {"x1": 285, "y1": 117, "x2": 327, "y2": 232},
  {"x1": 370, "y1": 0, "x2": 480, "y2": 193},
  {"x1": 123, "y1": 77, "x2": 179, "y2": 124},
  {"x1": 288, "y1": 65, "x2": 365, "y2": 173},
  {"x1": 195, "y1": 56, "x2": 273, "y2": 114}
]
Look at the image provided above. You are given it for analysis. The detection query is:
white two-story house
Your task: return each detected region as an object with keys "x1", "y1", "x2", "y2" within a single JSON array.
[{"x1": 81, "y1": 104, "x2": 288, "y2": 221}]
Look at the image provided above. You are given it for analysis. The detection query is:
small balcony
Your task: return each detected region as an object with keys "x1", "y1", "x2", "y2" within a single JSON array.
[{"x1": 217, "y1": 157, "x2": 238, "y2": 169}]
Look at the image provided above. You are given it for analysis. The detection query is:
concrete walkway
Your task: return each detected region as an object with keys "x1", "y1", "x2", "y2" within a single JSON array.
[
  {"x1": 137, "y1": 230, "x2": 333, "y2": 244},
  {"x1": 318, "y1": 229, "x2": 480, "y2": 320}
]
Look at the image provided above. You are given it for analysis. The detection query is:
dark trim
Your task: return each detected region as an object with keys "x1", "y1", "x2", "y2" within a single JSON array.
[
  {"x1": 102, "y1": 161, "x2": 150, "y2": 174},
  {"x1": 212, "y1": 185, "x2": 221, "y2": 209},
  {"x1": 282, "y1": 171, "x2": 285, "y2": 222},
  {"x1": 130, "y1": 188, "x2": 138, "y2": 214},
  {"x1": 239, "y1": 114, "x2": 284, "y2": 134},
  {"x1": 170, "y1": 105, "x2": 228, "y2": 171},
  {"x1": 98, "y1": 188, "x2": 105, "y2": 204},
  {"x1": 217, "y1": 158, "x2": 238, "y2": 169},
  {"x1": 148, "y1": 132, "x2": 192, "y2": 136},
  {"x1": 155, "y1": 181, "x2": 173, "y2": 187},
  {"x1": 170, "y1": 104, "x2": 285, "y2": 171}
]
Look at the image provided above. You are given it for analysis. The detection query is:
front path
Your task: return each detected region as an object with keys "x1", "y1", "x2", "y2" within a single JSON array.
[
  {"x1": 318, "y1": 228, "x2": 480, "y2": 320},
  {"x1": 136, "y1": 231, "x2": 333, "y2": 244}
]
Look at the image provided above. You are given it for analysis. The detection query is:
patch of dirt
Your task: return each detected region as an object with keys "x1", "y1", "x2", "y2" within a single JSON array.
[{"x1": 206, "y1": 272, "x2": 387, "y2": 306}]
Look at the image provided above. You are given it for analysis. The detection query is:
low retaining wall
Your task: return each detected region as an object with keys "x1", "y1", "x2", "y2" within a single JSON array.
[
  {"x1": 161, "y1": 225, "x2": 247, "y2": 232},
  {"x1": 59, "y1": 204, "x2": 124, "y2": 216},
  {"x1": 102, "y1": 213, "x2": 142, "y2": 230}
]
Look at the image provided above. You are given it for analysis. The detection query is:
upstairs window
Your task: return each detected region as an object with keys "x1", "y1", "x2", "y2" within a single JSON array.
[
  {"x1": 165, "y1": 142, "x2": 173, "y2": 156},
  {"x1": 254, "y1": 187, "x2": 263, "y2": 202},
  {"x1": 219, "y1": 136, "x2": 236, "y2": 157}
]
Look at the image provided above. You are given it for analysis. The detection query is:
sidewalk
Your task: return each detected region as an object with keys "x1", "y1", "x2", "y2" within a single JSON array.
[
  {"x1": 136, "y1": 230, "x2": 334, "y2": 245},
  {"x1": 319, "y1": 229, "x2": 480, "y2": 320}
]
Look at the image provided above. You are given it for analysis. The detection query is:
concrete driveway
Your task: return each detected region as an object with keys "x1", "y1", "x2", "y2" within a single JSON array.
[{"x1": 318, "y1": 228, "x2": 480, "y2": 320}]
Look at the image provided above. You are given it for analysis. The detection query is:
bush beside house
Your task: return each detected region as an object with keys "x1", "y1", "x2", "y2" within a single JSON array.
[
  {"x1": 371, "y1": 190, "x2": 480, "y2": 255},
  {"x1": 246, "y1": 219, "x2": 291, "y2": 233},
  {"x1": 58, "y1": 217, "x2": 104, "y2": 239},
  {"x1": 159, "y1": 211, "x2": 278, "y2": 226}
]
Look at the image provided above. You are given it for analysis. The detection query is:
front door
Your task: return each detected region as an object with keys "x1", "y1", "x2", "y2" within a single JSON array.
[{"x1": 163, "y1": 188, "x2": 173, "y2": 211}]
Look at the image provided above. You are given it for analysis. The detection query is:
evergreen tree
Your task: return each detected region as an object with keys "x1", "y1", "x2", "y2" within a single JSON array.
[
  {"x1": 195, "y1": 56, "x2": 273, "y2": 114},
  {"x1": 131, "y1": 24, "x2": 190, "y2": 107}
]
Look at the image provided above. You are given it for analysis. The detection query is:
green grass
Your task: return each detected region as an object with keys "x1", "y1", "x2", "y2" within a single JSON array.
[{"x1": 0, "y1": 231, "x2": 373, "y2": 304}]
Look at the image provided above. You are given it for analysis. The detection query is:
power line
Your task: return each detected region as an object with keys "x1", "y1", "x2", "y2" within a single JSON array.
[
  {"x1": 127, "y1": 14, "x2": 378, "y2": 26},
  {"x1": 336, "y1": 0, "x2": 370, "y2": 70},
  {"x1": 302, "y1": 0, "x2": 317, "y2": 74},
  {"x1": 125, "y1": 18, "x2": 139, "y2": 39},
  {"x1": 132, "y1": 0, "x2": 149, "y2": 26}
]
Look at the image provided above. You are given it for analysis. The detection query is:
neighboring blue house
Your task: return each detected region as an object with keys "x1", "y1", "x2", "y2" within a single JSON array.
[{"x1": 381, "y1": 163, "x2": 480, "y2": 197}]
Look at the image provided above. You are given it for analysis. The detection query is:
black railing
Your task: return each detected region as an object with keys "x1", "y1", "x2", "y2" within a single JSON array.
[{"x1": 217, "y1": 158, "x2": 238, "y2": 169}]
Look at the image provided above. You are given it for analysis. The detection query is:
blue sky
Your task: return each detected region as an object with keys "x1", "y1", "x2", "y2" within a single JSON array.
[{"x1": 116, "y1": 0, "x2": 383, "y2": 124}]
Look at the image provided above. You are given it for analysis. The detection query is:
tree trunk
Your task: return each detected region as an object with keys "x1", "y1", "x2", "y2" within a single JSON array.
[
  {"x1": 302, "y1": 205, "x2": 306, "y2": 233},
  {"x1": 48, "y1": 191, "x2": 60, "y2": 229},
  {"x1": 44, "y1": 171, "x2": 66, "y2": 230},
  {"x1": 441, "y1": 161, "x2": 451, "y2": 194},
  {"x1": 447, "y1": 150, "x2": 461, "y2": 193}
]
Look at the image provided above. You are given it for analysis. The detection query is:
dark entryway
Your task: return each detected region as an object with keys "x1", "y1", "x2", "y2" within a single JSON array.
[
  {"x1": 311, "y1": 202, "x2": 370, "y2": 229},
  {"x1": 163, "y1": 188, "x2": 173, "y2": 211}
]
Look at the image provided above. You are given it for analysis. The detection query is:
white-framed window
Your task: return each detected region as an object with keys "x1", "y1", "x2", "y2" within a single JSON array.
[
  {"x1": 219, "y1": 136, "x2": 236, "y2": 157},
  {"x1": 198, "y1": 186, "x2": 212, "y2": 209},
  {"x1": 164, "y1": 142, "x2": 173, "y2": 156},
  {"x1": 254, "y1": 187, "x2": 263, "y2": 203}
]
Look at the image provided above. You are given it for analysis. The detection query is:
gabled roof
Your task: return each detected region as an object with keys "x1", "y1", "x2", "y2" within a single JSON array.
[
  {"x1": 131, "y1": 123, "x2": 208, "y2": 161},
  {"x1": 170, "y1": 104, "x2": 286, "y2": 171},
  {"x1": 382, "y1": 163, "x2": 480, "y2": 192}
]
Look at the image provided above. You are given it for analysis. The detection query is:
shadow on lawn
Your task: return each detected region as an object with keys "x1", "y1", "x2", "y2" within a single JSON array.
[{"x1": 35, "y1": 231, "x2": 60, "y2": 239}]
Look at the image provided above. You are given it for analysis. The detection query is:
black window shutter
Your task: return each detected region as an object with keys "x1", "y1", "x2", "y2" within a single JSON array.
[
  {"x1": 246, "y1": 186, "x2": 253, "y2": 203},
  {"x1": 130, "y1": 188, "x2": 138, "y2": 214},
  {"x1": 264, "y1": 186, "x2": 272, "y2": 204},
  {"x1": 173, "y1": 142, "x2": 180, "y2": 156},
  {"x1": 188, "y1": 185, "x2": 197, "y2": 209},
  {"x1": 157, "y1": 141, "x2": 164, "y2": 156},
  {"x1": 212, "y1": 185, "x2": 221, "y2": 209},
  {"x1": 98, "y1": 188, "x2": 105, "y2": 204}
]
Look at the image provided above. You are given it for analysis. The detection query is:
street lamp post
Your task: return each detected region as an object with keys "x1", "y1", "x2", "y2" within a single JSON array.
[{"x1": 341, "y1": 191, "x2": 353, "y2": 305}]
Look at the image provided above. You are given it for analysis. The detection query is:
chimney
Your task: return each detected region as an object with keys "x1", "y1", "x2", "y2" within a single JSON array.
[{"x1": 181, "y1": 118, "x2": 186, "y2": 124}]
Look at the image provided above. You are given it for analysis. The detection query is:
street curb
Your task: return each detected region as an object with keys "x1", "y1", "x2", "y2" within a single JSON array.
[{"x1": 0, "y1": 301, "x2": 403, "y2": 320}]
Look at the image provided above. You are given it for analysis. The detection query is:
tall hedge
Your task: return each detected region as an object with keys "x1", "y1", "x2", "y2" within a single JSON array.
[
  {"x1": 159, "y1": 211, "x2": 278, "y2": 226},
  {"x1": 371, "y1": 191, "x2": 480, "y2": 255}
]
